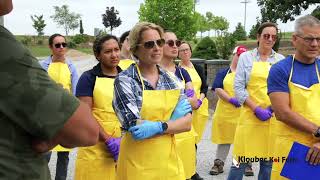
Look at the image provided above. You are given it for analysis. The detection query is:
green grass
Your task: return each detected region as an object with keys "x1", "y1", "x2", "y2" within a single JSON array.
[
  {"x1": 26, "y1": 45, "x2": 51, "y2": 58},
  {"x1": 75, "y1": 47, "x2": 92, "y2": 55}
]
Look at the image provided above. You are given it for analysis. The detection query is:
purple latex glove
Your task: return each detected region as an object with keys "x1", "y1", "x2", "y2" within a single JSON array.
[
  {"x1": 196, "y1": 99, "x2": 203, "y2": 109},
  {"x1": 254, "y1": 107, "x2": 272, "y2": 121},
  {"x1": 105, "y1": 137, "x2": 121, "y2": 161},
  {"x1": 266, "y1": 106, "x2": 274, "y2": 114},
  {"x1": 185, "y1": 89, "x2": 195, "y2": 98},
  {"x1": 228, "y1": 97, "x2": 241, "y2": 108}
]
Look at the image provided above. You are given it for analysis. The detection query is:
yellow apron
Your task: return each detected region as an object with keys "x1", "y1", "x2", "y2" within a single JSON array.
[
  {"x1": 233, "y1": 62, "x2": 276, "y2": 159},
  {"x1": 75, "y1": 77, "x2": 121, "y2": 180},
  {"x1": 118, "y1": 59, "x2": 135, "y2": 70},
  {"x1": 184, "y1": 66, "x2": 209, "y2": 143},
  {"x1": 47, "y1": 62, "x2": 72, "y2": 152},
  {"x1": 211, "y1": 70, "x2": 241, "y2": 144},
  {"x1": 167, "y1": 70, "x2": 196, "y2": 179},
  {"x1": 116, "y1": 66, "x2": 185, "y2": 180},
  {"x1": 271, "y1": 58, "x2": 320, "y2": 180}
]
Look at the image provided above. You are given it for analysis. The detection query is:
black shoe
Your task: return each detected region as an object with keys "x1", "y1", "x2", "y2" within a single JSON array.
[{"x1": 191, "y1": 172, "x2": 204, "y2": 180}]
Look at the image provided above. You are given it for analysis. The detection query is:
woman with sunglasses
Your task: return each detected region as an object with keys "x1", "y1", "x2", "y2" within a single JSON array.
[
  {"x1": 113, "y1": 22, "x2": 192, "y2": 180},
  {"x1": 74, "y1": 35, "x2": 122, "y2": 180},
  {"x1": 160, "y1": 31, "x2": 201, "y2": 180},
  {"x1": 227, "y1": 22, "x2": 285, "y2": 180},
  {"x1": 178, "y1": 42, "x2": 209, "y2": 144},
  {"x1": 40, "y1": 33, "x2": 78, "y2": 180}
]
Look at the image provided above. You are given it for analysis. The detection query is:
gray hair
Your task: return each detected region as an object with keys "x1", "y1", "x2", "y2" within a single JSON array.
[{"x1": 294, "y1": 15, "x2": 320, "y2": 34}]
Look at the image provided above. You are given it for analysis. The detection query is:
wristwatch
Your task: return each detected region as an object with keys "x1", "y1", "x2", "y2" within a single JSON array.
[
  {"x1": 313, "y1": 127, "x2": 320, "y2": 138},
  {"x1": 161, "y1": 122, "x2": 168, "y2": 132}
]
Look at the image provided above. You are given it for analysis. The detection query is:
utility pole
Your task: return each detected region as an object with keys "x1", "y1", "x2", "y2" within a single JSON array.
[
  {"x1": 240, "y1": 0, "x2": 250, "y2": 33},
  {"x1": 0, "y1": 16, "x2": 4, "y2": 26}
]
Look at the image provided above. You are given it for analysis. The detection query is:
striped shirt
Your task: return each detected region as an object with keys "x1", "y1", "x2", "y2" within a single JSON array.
[{"x1": 112, "y1": 64, "x2": 181, "y2": 130}]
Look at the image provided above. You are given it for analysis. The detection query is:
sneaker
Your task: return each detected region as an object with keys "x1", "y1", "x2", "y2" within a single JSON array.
[
  {"x1": 209, "y1": 159, "x2": 224, "y2": 175},
  {"x1": 191, "y1": 172, "x2": 204, "y2": 180},
  {"x1": 244, "y1": 166, "x2": 254, "y2": 176}
]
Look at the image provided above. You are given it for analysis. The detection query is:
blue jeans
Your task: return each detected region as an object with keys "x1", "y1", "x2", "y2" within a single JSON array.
[
  {"x1": 45, "y1": 151, "x2": 69, "y2": 180},
  {"x1": 227, "y1": 161, "x2": 272, "y2": 180}
]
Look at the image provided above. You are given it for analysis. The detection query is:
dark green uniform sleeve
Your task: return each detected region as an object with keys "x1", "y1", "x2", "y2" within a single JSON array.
[{"x1": 0, "y1": 26, "x2": 80, "y2": 140}]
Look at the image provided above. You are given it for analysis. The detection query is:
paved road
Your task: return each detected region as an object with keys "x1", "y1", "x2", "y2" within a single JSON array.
[{"x1": 48, "y1": 58, "x2": 259, "y2": 180}]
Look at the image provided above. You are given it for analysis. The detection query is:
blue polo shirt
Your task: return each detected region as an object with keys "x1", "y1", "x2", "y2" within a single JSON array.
[
  {"x1": 267, "y1": 55, "x2": 320, "y2": 94},
  {"x1": 76, "y1": 63, "x2": 122, "y2": 97},
  {"x1": 212, "y1": 67, "x2": 230, "y2": 90}
]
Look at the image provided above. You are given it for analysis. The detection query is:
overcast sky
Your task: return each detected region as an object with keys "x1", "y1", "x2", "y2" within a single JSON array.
[{"x1": 3, "y1": 0, "x2": 318, "y2": 37}]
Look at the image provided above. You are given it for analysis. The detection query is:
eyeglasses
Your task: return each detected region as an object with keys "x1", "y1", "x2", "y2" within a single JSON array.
[
  {"x1": 138, "y1": 39, "x2": 165, "y2": 49},
  {"x1": 296, "y1": 35, "x2": 320, "y2": 44},
  {"x1": 166, "y1": 40, "x2": 181, "y2": 47},
  {"x1": 54, "y1": 43, "x2": 67, "y2": 48},
  {"x1": 262, "y1": 34, "x2": 277, "y2": 41}
]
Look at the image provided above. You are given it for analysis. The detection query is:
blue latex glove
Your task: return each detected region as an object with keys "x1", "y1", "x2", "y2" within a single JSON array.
[
  {"x1": 170, "y1": 99, "x2": 192, "y2": 120},
  {"x1": 254, "y1": 106, "x2": 272, "y2": 121},
  {"x1": 228, "y1": 97, "x2": 241, "y2": 108},
  {"x1": 185, "y1": 89, "x2": 195, "y2": 98},
  {"x1": 128, "y1": 120, "x2": 163, "y2": 140}
]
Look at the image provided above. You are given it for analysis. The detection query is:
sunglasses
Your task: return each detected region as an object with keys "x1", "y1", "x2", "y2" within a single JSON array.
[
  {"x1": 166, "y1": 40, "x2": 181, "y2": 47},
  {"x1": 54, "y1": 42, "x2": 67, "y2": 48},
  {"x1": 138, "y1": 39, "x2": 165, "y2": 49},
  {"x1": 262, "y1": 34, "x2": 277, "y2": 41}
]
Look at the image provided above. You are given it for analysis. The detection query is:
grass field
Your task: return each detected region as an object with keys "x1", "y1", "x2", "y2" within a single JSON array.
[{"x1": 26, "y1": 45, "x2": 51, "y2": 58}]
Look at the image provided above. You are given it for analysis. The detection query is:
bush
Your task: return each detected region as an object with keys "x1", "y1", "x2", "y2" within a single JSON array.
[
  {"x1": 37, "y1": 39, "x2": 43, "y2": 45},
  {"x1": 20, "y1": 36, "x2": 32, "y2": 46},
  {"x1": 216, "y1": 33, "x2": 236, "y2": 59},
  {"x1": 68, "y1": 41, "x2": 77, "y2": 48},
  {"x1": 71, "y1": 34, "x2": 90, "y2": 44},
  {"x1": 192, "y1": 36, "x2": 219, "y2": 60}
]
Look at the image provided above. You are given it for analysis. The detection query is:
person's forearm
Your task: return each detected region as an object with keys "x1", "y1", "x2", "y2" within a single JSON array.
[
  {"x1": 244, "y1": 97, "x2": 258, "y2": 111},
  {"x1": 215, "y1": 88, "x2": 231, "y2": 102},
  {"x1": 199, "y1": 93, "x2": 206, "y2": 101},
  {"x1": 275, "y1": 108, "x2": 318, "y2": 135},
  {"x1": 98, "y1": 124, "x2": 113, "y2": 142},
  {"x1": 189, "y1": 96, "x2": 198, "y2": 109},
  {"x1": 165, "y1": 113, "x2": 192, "y2": 134}
]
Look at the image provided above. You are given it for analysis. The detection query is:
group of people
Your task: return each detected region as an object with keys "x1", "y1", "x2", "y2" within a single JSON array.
[{"x1": 1, "y1": 0, "x2": 320, "y2": 180}]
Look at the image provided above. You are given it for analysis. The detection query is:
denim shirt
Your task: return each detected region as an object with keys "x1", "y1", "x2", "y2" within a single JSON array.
[
  {"x1": 40, "y1": 56, "x2": 79, "y2": 95},
  {"x1": 234, "y1": 48, "x2": 285, "y2": 105}
]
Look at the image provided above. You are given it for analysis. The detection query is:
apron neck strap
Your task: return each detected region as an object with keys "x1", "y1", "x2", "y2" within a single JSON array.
[
  {"x1": 289, "y1": 54, "x2": 320, "y2": 82},
  {"x1": 135, "y1": 64, "x2": 146, "y2": 91}
]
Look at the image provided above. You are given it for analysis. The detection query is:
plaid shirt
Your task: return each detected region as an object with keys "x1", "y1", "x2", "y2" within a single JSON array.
[{"x1": 113, "y1": 64, "x2": 180, "y2": 130}]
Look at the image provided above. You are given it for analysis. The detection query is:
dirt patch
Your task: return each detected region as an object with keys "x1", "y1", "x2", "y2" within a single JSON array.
[{"x1": 66, "y1": 49, "x2": 94, "y2": 61}]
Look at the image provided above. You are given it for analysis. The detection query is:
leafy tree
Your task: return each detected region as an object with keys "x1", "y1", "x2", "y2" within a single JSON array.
[
  {"x1": 215, "y1": 33, "x2": 236, "y2": 59},
  {"x1": 79, "y1": 19, "x2": 84, "y2": 34},
  {"x1": 139, "y1": 0, "x2": 197, "y2": 40},
  {"x1": 30, "y1": 15, "x2": 46, "y2": 36},
  {"x1": 205, "y1": 12, "x2": 215, "y2": 36},
  {"x1": 50, "y1": 5, "x2": 81, "y2": 36},
  {"x1": 192, "y1": 36, "x2": 219, "y2": 59},
  {"x1": 102, "y1": 6, "x2": 122, "y2": 34},
  {"x1": 257, "y1": 0, "x2": 319, "y2": 23},
  {"x1": 194, "y1": 12, "x2": 208, "y2": 39},
  {"x1": 248, "y1": 17, "x2": 261, "y2": 39},
  {"x1": 311, "y1": 6, "x2": 320, "y2": 20},
  {"x1": 212, "y1": 16, "x2": 229, "y2": 36},
  {"x1": 232, "y1": 22, "x2": 247, "y2": 41}
]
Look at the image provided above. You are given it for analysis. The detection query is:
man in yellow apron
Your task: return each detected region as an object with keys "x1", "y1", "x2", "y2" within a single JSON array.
[
  {"x1": 74, "y1": 35, "x2": 122, "y2": 180},
  {"x1": 40, "y1": 33, "x2": 78, "y2": 180},
  {"x1": 119, "y1": 30, "x2": 135, "y2": 69},
  {"x1": 268, "y1": 15, "x2": 320, "y2": 180},
  {"x1": 113, "y1": 22, "x2": 193, "y2": 180},
  {"x1": 228, "y1": 22, "x2": 285, "y2": 180}
]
